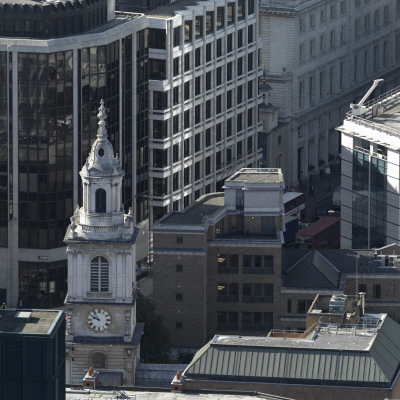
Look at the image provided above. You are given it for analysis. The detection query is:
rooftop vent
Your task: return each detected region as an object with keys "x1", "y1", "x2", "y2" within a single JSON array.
[
  {"x1": 328, "y1": 295, "x2": 347, "y2": 314},
  {"x1": 15, "y1": 311, "x2": 32, "y2": 321}
]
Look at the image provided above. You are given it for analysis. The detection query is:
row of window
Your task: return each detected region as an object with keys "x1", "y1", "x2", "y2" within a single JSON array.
[
  {"x1": 153, "y1": 78, "x2": 256, "y2": 112},
  {"x1": 172, "y1": 0, "x2": 255, "y2": 45},
  {"x1": 299, "y1": 1, "x2": 347, "y2": 34},
  {"x1": 217, "y1": 283, "x2": 273, "y2": 303},
  {"x1": 354, "y1": 7, "x2": 391, "y2": 38},
  {"x1": 216, "y1": 311, "x2": 272, "y2": 331}
]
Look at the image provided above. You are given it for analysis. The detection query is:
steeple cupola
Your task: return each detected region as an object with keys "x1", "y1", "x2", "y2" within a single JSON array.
[{"x1": 65, "y1": 100, "x2": 135, "y2": 241}]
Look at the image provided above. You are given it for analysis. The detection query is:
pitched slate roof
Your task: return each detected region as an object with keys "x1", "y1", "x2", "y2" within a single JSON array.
[{"x1": 183, "y1": 315, "x2": 400, "y2": 388}]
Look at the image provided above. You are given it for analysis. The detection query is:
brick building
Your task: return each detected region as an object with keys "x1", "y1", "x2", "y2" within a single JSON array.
[{"x1": 153, "y1": 168, "x2": 285, "y2": 347}]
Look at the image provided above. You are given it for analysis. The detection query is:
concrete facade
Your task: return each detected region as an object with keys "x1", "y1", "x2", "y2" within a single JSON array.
[
  {"x1": 259, "y1": 0, "x2": 400, "y2": 187},
  {"x1": 337, "y1": 85, "x2": 400, "y2": 249}
]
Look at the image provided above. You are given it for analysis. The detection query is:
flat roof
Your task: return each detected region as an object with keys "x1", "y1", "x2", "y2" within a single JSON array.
[
  {"x1": 0, "y1": 309, "x2": 63, "y2": 335},
  {"x1": 341, "y1": 86, "x2": 400, "y2": 149},
  {"x1": 226, "y1": 168, "x2": 283, "y2": 184},
  {"x1": 146, "y1": 0, "x2": 199, "y2": 17},
  {"x1": 155, "y1": 193, "x2": 225, "y2": 227}
]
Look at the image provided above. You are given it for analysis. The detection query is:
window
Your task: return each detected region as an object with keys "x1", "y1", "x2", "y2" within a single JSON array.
[
  {"x1": 383, "y1": 40, "x2": 388, "y2": 67},
  {"x1": 355, "y1": 19, "x2": 360, "y2": 37},
  {"x1": 184, "y1": 138, "x2": 190, "y2": 157},
  {"x1": 173, "y1": 57, "x2": 180, "y2": 76},
  {"x1": 153, "y1": 149, "x2": 167, "y2": 168},
  {"x1": 153, "y1": 178, "x2": 168, "y2": 196},
  {"x1": 206, "y1": 156, "x2": 211, "y2": 175},
  {"x1": 195, "y1": 161, "x2": 201, "y2": 180},
  {"x1": 173, "y1": 87, "x2": 179, "y2": 105},
  {"x1": 217, "y1": 38, "x2": 223, "y2": 57},
  {"x1": 238, "y1": 29, "x2": 243, "y2": 47},
  {"x1": 176, "y1": 293, "x2": 183, "y2": 302},
  {"x1": 359, "y1": 284, "x2": 367, "y2": 296},
  {"x1": 227, "y1": 33, "x2": 233, "y2": 53},
  {"x1": 310, "y1": 13, "x2": 315, "y2": 29},
  {"x1": 365, "y1": 14, "x2": 370, "y2": 33},
  {"x1": 384, "y1": 5, "x2": 389, "y2": 24},
  {"x1": 248, "y1": 25, "x2": 254, "y2": 43},
  {"x1": 310, "y1": 39, "x2": 315, "y2": 57},
  {"x1": 206, "y1": 43, "x2": 212, "y2": 62},
  {"x1": 184, "y1": 52, "x2": 190, "y2": 71},
  {"x1": 176, "y1": 322, "x2": 183, "y2": 330},
  {"x1": 237, "y1": 57, "x2": 243, "y2": 76},
  {"x1": 227, "y1": 62, "x2": 233, "y2": 81},
  {"x1": 227, "y1": 3, "x2": 235, "y2": 25},
  {"x1": 340, "y1": 25, "x2": 346, "y2": 44},
  {"x1": 173, "y1": 26, "x2": 181, "y2": 47},
  {"x1": 287, "y1": 299, "x2": 292, "y2": 314},
  {"x1": 184, "y1": 110, "x2": 190, "y2": 129},
  {"x1": 242, "y1": 312, "x2": 273, "y2": 331},
  {"x1": 319, "y1": 34, "x2": 325, "y2": 53},
  {"x1": 299, "y1": 16, "x2": 305, "y2": 33},
  {"x1": 206, "y1": 100, "x2": 212, "y2": 119},
  {"x1": 299, "y1": 80, "x2": 304, "y2": 108},
  {"x1": 90, "y1": 256, "x2": 109, "y2": 292},
  {"x1": 248, "y1": 53, "x2": 254, "y2": 71},
  {"x1": 237, "y1": 85, "x2": 243, "y2": 104},
  {"x1": 184, "y1": 167, "x2": 190, "y2": 185},
  {"x1": 297, "y1": 299, "x2": 313, "y2": 314},
  {"x1": 206, "y1": 71, "x2": 212, "y2": 90},
  {"x1": 320, "y1": 8, "x2": 326, "y2": 23},
  {"x1": 330, "y1": 30, "x2": 335, "y2": 48},
  {"x1": 195, "y1": 16, "x2": 203, "y2": 38},
  {"x1": 340, "y1": 1, "x2": 346, "y2": 14},
  {"x1": 374, "y1": 45, "x2": 379, "y2": 72},
  {"x1": 195, "y1": 133, "x2": 201, "y2": 151},
  {"x1": 299, "y1": 43, "x2": 305, "y2": 62},
  {"x1": 340, "y1": 61, "x2": 345, "y2": 89},
  {"x1": 184, "y1": 21, "x2": 192, "y2": 42},
  {"x1": 373, "y1": 284, "x2": 381, "y2": 299},
  {"x1": 195, "y1": 76, "x2": 201, "y2": 95},
  {"x1": 184, "y1": 82, "x2": 190, "y2": 100},
  {"x1": 216, "y1": 66, "x2": 222, "y2": 85},
  {"x1": 95, "y1": 189, "x2": 106, "y2": 213},
  {"x1": 217, "y1": 283, "x2": 239, "y2": 302},
  {"x1": 206, "y1": 128, "x2": 212, "y2": 146},
  {"x1": 242, "y1": 283, "x2": 273, "y2": 302},
  {"x1": 374, "y1": 9, "x2": 380, "y2": 28},
  {"x1": 217, "y1": 254, "x2": 239, "y2": 273},
  {"x1": 176, "y1": 264, "x2": 183, "y2": 272},
  {"x1": 195, "y1": 48, "x2": 201, "y2": 67},
  {"x1": 176, "y1": 236, "x2": 183, "y2": 243},
  {"x1": 217, "y1": 7, "x2": 225, "y2": 29},
  {"x1": 217, "y1": 311, "x2": 238, "y2": 330},
  {"x1": 309, "y1": 76, "x2": 314, "y2": 103},
  {"x1": 153, "y1": 120, "x2": 167, "y2": 139},
  {"x1": 195, "y1": 105, "x2": 201, "y2": 124},
  {"x1": 149, "y1": 29, "x2": 166, "y2": 49},
  {"x1": 173, "y1": 115, "x2": 179, "y2": 134},
  {"x1": 243, "y1": 255, "x2": 273, "y2": 273},
  {"x1": 206, "y1": 11, "x2": 214, "y2": 34},
  {"x1": 330, "y1": 4, "x2": 336, "y2": 19},
  {"x1": 319, "y1": 71, "x2": 325, "y2": 98}
]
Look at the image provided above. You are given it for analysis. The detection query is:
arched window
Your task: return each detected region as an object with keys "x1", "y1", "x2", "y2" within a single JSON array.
[
  {"x1": 90, "y1": 352, "x2": 106, "y2": 369},
  {"x1": 90, "y1": 256, "x2": 109, "y2": 292},
  {"x1": 95, "y1": 189, "x2": 106, "y2": 213}
]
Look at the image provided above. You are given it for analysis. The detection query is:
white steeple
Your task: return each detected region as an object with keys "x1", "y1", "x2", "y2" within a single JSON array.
[{"x1": 66, "y1": 100, "x2": 135, "y2": 242}]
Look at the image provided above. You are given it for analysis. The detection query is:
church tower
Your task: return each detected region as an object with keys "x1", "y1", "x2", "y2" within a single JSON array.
[{"x1": 64, "y1": 101, "x2": 142, "y2": 386}]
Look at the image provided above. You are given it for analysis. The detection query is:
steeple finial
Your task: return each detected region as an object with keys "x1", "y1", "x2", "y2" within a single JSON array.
[{"x1": 97, "y1": 99, "x2": 108, "y2": 139}]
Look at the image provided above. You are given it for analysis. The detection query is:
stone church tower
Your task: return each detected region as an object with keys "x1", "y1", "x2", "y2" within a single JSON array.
[{"x1": 64, "y1": 101, "x2": 142, "y2": 386}]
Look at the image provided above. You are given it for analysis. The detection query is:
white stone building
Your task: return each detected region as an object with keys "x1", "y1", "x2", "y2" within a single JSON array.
[
  {"x1": 259, "y1": 0, "x2": 400, "y2": 187},
  {"x1": 337, "y1": 83, "x2": 400, "y2": 249},
  {"x1": 64, "y1": 101, "x2": 142, "y2": 386},
  {"x1": 146, "y1": 0, "x2": 263, "y2": 223}
]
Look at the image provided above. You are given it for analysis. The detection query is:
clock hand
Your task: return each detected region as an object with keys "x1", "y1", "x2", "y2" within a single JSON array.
[{"x1": 92, "y1": 313, "x2": 100, "y2": 321}]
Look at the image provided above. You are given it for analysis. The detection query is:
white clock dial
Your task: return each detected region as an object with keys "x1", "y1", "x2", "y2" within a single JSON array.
[{"x1": 87, "y1": 309, "x2": 111, "y2": 332}]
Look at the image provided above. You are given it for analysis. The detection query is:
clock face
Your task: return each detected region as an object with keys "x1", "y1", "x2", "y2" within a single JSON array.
[{"x1": 87, "y1": 309, "x2": 111, "y2": 332}]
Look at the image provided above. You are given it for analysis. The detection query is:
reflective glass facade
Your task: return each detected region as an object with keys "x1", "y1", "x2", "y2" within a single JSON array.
[
  {"x1": 18, "y1": 51, "x2": 74, "y2": 249},
  {"x1": 352, "y1": 146, "x2": 387, "y2": 248}
]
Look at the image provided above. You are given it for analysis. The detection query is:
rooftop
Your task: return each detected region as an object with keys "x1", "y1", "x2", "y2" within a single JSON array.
[
  {"x1": 146, "y1": 0, "x2": 200, "y2": 17},
  {"x1": 226, "y1": 168, "x2": 283, "y2": 185},
  {"x1": 181, "y1": 314, "x2": 400, "y2": 387},
  {"x1": 340, "y1": 85, "x2": 400, "y2": 150},
  {"x1": 155, "y1": 193, "x2": 225, "y2": 227},
  {"x1": 0, "y1": 309, "x2": 64, "y2": 335}
]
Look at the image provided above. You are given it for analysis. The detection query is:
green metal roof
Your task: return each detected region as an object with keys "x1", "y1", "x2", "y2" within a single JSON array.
[{"x1": 184, "y1": 316, "x2": 400, "y2": 388}]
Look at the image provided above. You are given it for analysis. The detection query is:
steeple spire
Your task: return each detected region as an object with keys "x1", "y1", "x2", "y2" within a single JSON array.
[{"x1": 97, "y1": 99, "x2": 108, "y2": 139}]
